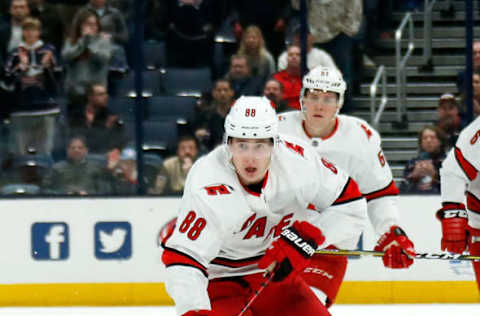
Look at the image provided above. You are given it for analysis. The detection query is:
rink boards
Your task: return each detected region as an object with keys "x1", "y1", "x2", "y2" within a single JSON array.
[{"x1": 0, "y1": 196, "x2": 478, "y2": 305}]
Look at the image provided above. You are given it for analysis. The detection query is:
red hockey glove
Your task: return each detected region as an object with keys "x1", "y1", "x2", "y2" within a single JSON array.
[
  {"x1": 258, "y1": 221, "x2": 325, "y2": 282},
  {"x1": 468, "y1": 226, "x2": 480, "y2": 255},
  {"x1": 182, "y1": 310, "x2": 213, "y2": 316},
  {"x1": 374, "y1": 225, "x2": 416, "y2": 269},
  {"x1": 436, "y1": 203, "x2": 468, "y2": 254}
]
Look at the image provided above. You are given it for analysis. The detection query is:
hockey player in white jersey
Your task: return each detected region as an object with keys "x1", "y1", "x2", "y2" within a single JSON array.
[
  {"x1": 437, "y1": 116, "x2": 480, "y2": 292},
  {"x1": 161, "y1": 96, "x2": 367, "y2": 316},
  {"x1": 277, "y1": 66, "x2": 416, "y2": 306}
]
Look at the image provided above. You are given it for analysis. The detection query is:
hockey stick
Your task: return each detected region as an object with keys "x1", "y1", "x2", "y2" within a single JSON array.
[
  {"x1": 315, "y1": 249, "x2": 480, "y2": 261},
  {"x1": 237, "y1": 270, "x2": 275, "y2": 316}
]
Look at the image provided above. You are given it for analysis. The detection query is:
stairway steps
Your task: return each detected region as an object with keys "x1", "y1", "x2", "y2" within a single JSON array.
[
  {"x1": 362, "y1": 65, "x2": 462, "y2": 78},
  {"x1": 378, "y1": 38, "x2": 467, "y2": 49},
  {"x1": 352, "y1": 111, "x2": 437, "y2": 123},
  {"x1": 360, "y1": 82, "x2": 456, "y2": 95},
  {"x1": 373, "y1": 55, "x2": 465, "y2": 66},
  {"x1": 353, "y1": 97, "x2": 440, "y2": 109}
]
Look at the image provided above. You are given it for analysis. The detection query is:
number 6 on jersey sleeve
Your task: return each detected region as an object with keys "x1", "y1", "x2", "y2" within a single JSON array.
[{"x1": 179, "y1": 210, "x2": 207, "y2": 241}]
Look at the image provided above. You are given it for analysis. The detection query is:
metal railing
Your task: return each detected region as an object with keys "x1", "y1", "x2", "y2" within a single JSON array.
[
  {"x1": 422, "y1": 0, "x2": 437, "y2": 69},
  {"x1": 395, "y1": 12, "x2": 415, "y2": 126},
  {"x1": 369, "y1": 65, "x2": 388, "y2": 129}
]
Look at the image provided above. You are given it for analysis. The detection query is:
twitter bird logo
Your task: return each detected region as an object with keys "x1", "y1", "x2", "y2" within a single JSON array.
[
  {"x1": 95, "y1": 222, "x2": 132, "y2": 259},
  {"x1": 99, "y1": 228, "x2": 127, "y2": 253}
]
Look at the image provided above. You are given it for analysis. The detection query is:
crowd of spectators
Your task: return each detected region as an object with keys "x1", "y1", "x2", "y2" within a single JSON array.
[{"x1": 0, "y1": 0, "x2": 465, "y2": 197}]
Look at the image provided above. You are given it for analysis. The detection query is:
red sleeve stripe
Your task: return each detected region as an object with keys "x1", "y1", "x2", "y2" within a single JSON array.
[
  {"x1": 454, "y1": 147, "x2": 478, "y2": 181},
  {"x1": 441, "y1": 202, "x2": 466, "y2": 210},
  {"x1": 161, "y1": 246, "x2": 208, "y2": 278},
  {"x1": 467, "y1": 192, "x2": 480, "y2": 214},
  {"x1": 332, "y1": 178, "x2": 364, "y2": 206},
  {"x1": 364, "y1": 180, "x2": 399, "y2": 202},
  {"x1": 211, "y1": 255, "x2": 263, "y2": 268}
]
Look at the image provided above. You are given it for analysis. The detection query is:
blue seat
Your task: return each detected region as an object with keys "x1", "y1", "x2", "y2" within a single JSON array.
[
  {"x1": 143, "y1": 40, "x2": 166, "y2": 71},
  {"x1": 147, "y1": 96, "x2": 197, "y2": 124},
  {"x1": 1, "y1": 183, "x2": 40, "y2": 195},
  {"x1": 124, "y1": 120, "x2": 178, "y2": 157},
  {"x1": 112, "y1": 70, "x2": 166, "y2": 98},
  {"x1": 164, "y1": 67, "x2": 212, "y2": 97}
]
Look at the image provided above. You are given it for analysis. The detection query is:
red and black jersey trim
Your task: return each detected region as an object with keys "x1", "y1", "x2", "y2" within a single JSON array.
[
  {"x1": 454, "y1": 147, "x2": 478, "y2": 181},
  {"x1": 332, "y1": 178, "x2": 363, "y2": 206},
  {"x1": 467, "y1": 191, "x2": 480, "y2": 214},
  {"x1": 441, "y1": 202, "x2": 466, "y2": 210},
  {"x1": 161, "y1": 244, "x2": 208, "y2": 278},
  {"x1": 364, "y1": 180, "x2": 399, "y2": 202},
  {"x1": 211, "y1": 255, "x2": 264, "y2": 268}
]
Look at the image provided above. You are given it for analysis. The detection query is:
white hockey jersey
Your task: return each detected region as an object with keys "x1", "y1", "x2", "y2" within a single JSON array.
[
  {"x1": 440, "y1": 116, "x2": 480, "y2": 229},
  {"x1": 277, "y1": 111, "x2": 400, "y2": 236},
  {"x1": 162, "y1": 136, "x2": 367, "y2": 315}
]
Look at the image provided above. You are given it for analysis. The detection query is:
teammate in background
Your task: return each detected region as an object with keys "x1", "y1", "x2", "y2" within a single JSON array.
[
  {"x1": 436, "y1": 116, "x2": 480, "y2": 292},
  {"x1": 161, "y1": 96, "x2": 367, "y2": 316},
  {"x1": 277, "y1": 66, "x2": 416, "y2": 307}
]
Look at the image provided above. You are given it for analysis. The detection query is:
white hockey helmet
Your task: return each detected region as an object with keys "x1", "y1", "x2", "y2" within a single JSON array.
[
  {"x1": 300, "y1": 66, "x2": 347, "y2": 111},
  {"x1": 224, "y1": 96, "x2": 278, "y2": 142}
]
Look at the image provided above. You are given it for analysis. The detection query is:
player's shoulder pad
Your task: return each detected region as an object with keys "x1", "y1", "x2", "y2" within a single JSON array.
[
  {"x1": 340, "y1": 114, "x2": 381, "y2": 145},
  {"x1": 276, "y1": 133, "x2": 317, "y2": 162},
  {"x1": 457, "y1": 116, "x2": 480, "y2": 149}
]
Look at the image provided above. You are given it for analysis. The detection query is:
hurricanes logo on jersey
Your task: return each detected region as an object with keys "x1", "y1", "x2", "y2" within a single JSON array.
[{"x1": 204, "y1": 184, "x2": 233, "y2": 195}]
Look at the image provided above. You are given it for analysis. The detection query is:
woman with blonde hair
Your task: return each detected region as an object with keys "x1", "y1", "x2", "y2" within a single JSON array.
[{"x1": 236, "y1": 25, "x2": 275, "y2": 79}]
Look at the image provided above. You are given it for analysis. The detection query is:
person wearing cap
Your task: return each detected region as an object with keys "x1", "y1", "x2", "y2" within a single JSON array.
[{"x1": 436, "y1": 93, "x2": 465, "y2": 149}]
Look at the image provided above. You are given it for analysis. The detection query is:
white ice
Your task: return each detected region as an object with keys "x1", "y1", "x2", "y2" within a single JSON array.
[{"x1": 0, "y1": 304, "x2": 478, "y2": 315}]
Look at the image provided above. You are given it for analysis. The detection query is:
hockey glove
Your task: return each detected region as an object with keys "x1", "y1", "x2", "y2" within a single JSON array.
[
  {"x1": 374, "y1": 225, "x2": 416, "y2": 269},
  {"x1": 258, "y1": 221, "x2": 325, "y2": 282},
  {"x1": 436, "y1": 203, "x2": 468, "y2": 254},
  {"x1": 182, "y1": 310, "x2": 213, "y2": 316}
]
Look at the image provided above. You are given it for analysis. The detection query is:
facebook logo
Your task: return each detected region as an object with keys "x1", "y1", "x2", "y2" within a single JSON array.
[
  {"x1": 94, "y1": 222, "x2": 132, "y2": 260},
  {"x1": 31, "y1": 223, "x2": 69, "y2": 260}
]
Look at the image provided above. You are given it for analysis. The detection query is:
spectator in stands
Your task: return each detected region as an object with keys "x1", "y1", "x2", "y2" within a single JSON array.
[
  {"x1": 475, "y1": 99, "x2": 480, "y2": 119},
  {"x1": 457, "y1": 40, "x2": 480, "y2": 93},
  {"x1": 0, "y1": 0, "x2": 31, "y2": 60},
  {"x1": 151, "y1": 135, "x2": 199, "y2": 195},
  {"x1": 291, "y1": 0, "x2": 362, "y2": 112},
  {"x1": 144, "y1": 0, "x2": 167, "y2": 41},
  {"x1": 231, "y1": 0, "x2": 290, "y2": 58},
  {"x1": 224, "y1": 54, "x2": 263, "y2": 98},
  {"x1": 194, "y1": 79, "x2": 234, "y2": 152},
  {"x1": 436, "y1": 93, "x2": 464, "y2": 149},
  {"x1": 62, "y1": 8, "x2": 113, "y2": 115},
  {"x1": 236, "y1": 25, "x2": 275, "y2": 80},
  {"x1": 4, "y1": 17, "x2": 59, "y2": 156},
  {"x1": 50, "y1": 0, "x2": 87, "y2": 38},
  {"x1": 84, "y1": 0, "x2": 128, "y2": 46},
  {"x1": 401, "y1": 126, "x2": 447, "y2": 194},
  {"x1": 460, "y1": 70, "x2": 480, "y2": 117},
  {"x1": 29, "y1": 0, "x2": 64, "y2": 50},
  {"x1": 42, "y1": 135, "x2": 104, "y2": 195},
  {"x1": 69, "y1": 82, "x2": 125, "y2": 154},
  {"x1": 272, "y1": 44, "x2": 303, "y2": 110},
  {"x1": 263, "y1": 78, "x2": 289, "y2": 113},
  {"x1": 104, "y1": 146, "x2": 157, "y2": 194},
  {"x1": 277, "y1": 27, "x2": 337, "y2": 72},
  {"x1": 164, "y1": 0, "x2": 226, "y2": 68}
]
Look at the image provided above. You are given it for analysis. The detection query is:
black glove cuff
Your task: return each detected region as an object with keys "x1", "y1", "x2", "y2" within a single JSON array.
[{"x1": 280, "y1": 226, "x2": 318, "y2": 258}]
